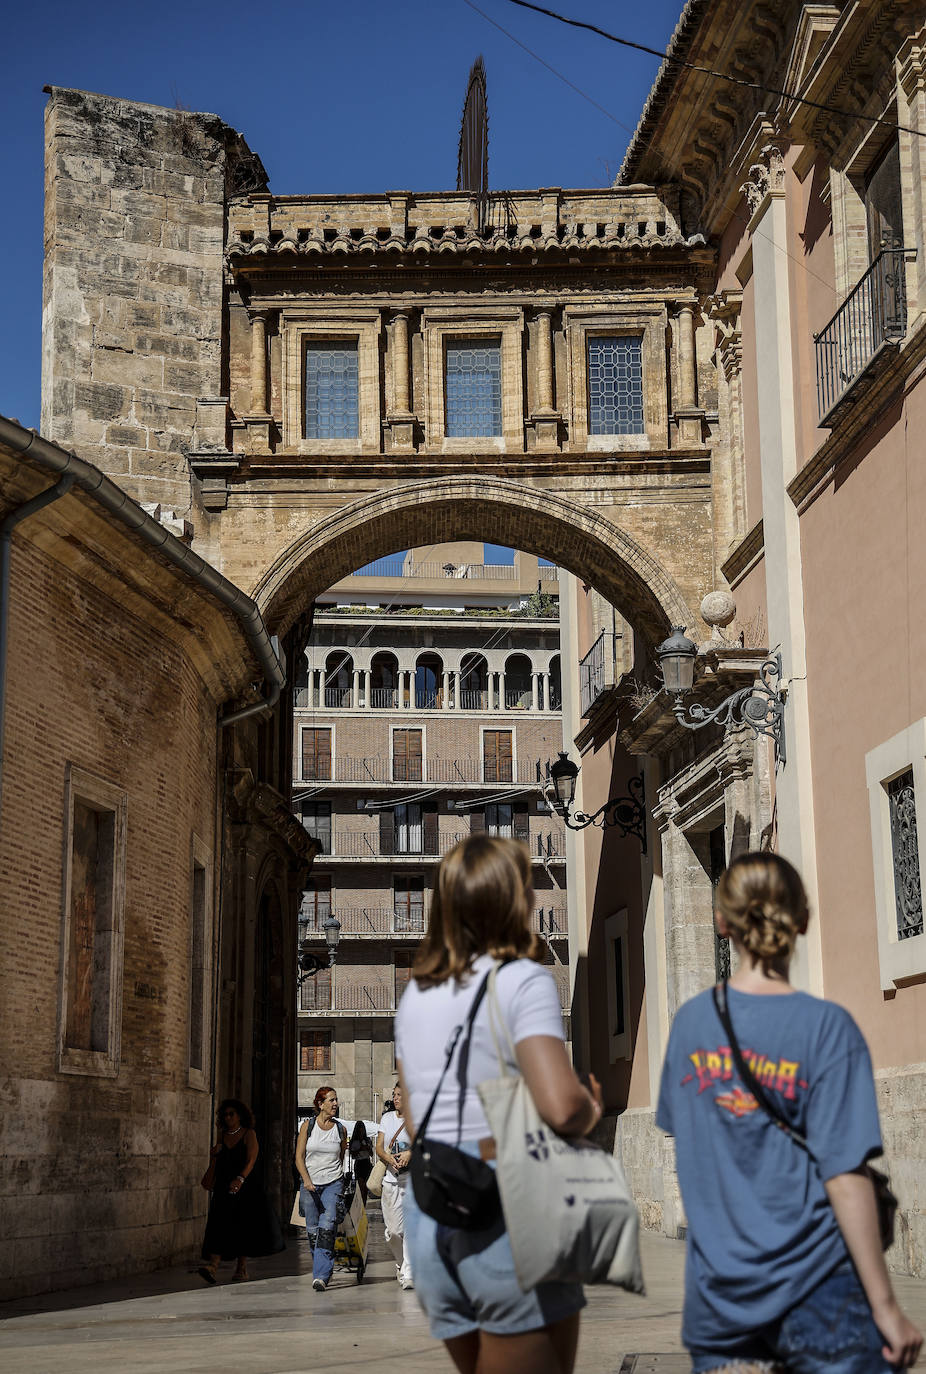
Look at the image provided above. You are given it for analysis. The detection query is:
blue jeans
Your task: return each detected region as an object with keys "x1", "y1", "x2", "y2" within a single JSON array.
[
  {"x1": 301, "y1": 1179, "x2": 342, "y2": 1284},
  {"x1": 690, "y1": 1259, "x2": 894, "y2": 1373}
]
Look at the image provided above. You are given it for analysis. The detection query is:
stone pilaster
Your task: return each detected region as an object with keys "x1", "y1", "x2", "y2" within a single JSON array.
[
  {"x1": 672, "y1": 301, "x2": 705, "y2": 446},
  {"x1": 383, "y1": 310, "x2": 417, "y2": 453},
  {"x1": 526, "y1": 309, "x2": 562, "y2": 451}
]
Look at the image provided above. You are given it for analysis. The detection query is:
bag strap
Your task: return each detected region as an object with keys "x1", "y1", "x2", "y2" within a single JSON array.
[
  {"x1": 388, "y1": 1121, "x2": 404, "y2": 1151},
  {"x1": 412, "y1": 967, "x2": 494, "y2": 1148},
  {"x1": 712, "y1": 981, "x2": 810, "y2": 1153},
  {"x1": 485, "y1": 962, "x2": 518, "y2": 1075}
]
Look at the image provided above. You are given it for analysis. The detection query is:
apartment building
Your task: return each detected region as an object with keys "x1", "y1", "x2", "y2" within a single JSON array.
[{"x1": 293, "y1": 544, "x2": 569, "y2": 1119}]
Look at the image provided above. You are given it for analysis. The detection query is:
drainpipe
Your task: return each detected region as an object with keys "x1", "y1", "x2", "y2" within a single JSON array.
[
  {"x1": 0, "y1": 417, "x2": 285, "y2": 735},
  {"x1": 0, "y1": 473, "x2": 76, "y2": 820}
]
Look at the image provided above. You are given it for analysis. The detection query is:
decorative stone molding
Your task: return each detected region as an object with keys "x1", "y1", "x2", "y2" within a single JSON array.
[
  {"x1": 740, "y1": 142, "x2": 787, "y2": 220},
  {"x1": 706, "y1": 290, "x2": 743, "y2": 381},
  {"x1": 383, "y1": 310, "x2": 418, "y2": 454}
]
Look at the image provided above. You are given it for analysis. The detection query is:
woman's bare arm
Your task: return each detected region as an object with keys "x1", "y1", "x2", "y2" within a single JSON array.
[
  {"x1": 294, "y1": 1120, "x2": 313, "y2": 1188},
  {"x1": 825, "y1": 1169, "x2": 922, "y2": 1367},
  {"x1": 515, "y1": 1035, "x2": 602, "y2": 1137}
]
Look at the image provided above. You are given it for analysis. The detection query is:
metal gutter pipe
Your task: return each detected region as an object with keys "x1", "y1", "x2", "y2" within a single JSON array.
[
  {"x1": 0, "y1": 416, "x2": 285, "y2": 732},
  {"x1": 0, "y1": 474, "x2": 76, "y2": 821}
]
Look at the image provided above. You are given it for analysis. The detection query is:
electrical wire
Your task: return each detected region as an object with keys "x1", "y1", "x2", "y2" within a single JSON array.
[
  {"x1": 500, "y1": 0, "x2": 926, "y2": 139},
  {"x1": 461, "y1": 0, "x2": 841, "y2": 298}
]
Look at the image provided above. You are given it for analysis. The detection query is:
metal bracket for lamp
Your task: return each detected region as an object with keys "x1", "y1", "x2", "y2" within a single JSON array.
[
  {"x1": 544, "y1": 754, "x2": 647, "y2": 852},
  {"x1": 298, "y1": 912, "x2": 341, "y2": 983},
  {"x1": 657, "y1": 627, "x2": 787, "y2": 766}
]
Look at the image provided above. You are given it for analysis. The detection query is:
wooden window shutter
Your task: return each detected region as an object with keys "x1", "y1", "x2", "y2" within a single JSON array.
[
  {"x1": 379, "y1": 807, "x2": 395, "y2": 855},
  {"x1": 393, "y1": 729, "x2": 422, "y2": 782},
  {"x1": 302, "y1": 728, "x2": 331, "y2": 780},
  {"x1": 470, "y1": 809, "x2": 486, "y2": 835},
  {"x1": 484, "y1": 730, "x2": 513, "y2": 783},
  {"x1": 423, "y1": 801, "x2": 439, "y2": 855},
  {"x1": 513, "y1": 801, "x2": 530, "y2": 843}
]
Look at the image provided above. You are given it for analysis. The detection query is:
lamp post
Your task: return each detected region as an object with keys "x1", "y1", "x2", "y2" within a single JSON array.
[
  {"x1": 656, "y1": 625, "x2": 786, "y2": 763},
  {"x1": 544, "y1": 752, "x2": 647, "y2": 851},
  {"x1": 298, "y1": 911, "x2": 342, "y2": 985}
]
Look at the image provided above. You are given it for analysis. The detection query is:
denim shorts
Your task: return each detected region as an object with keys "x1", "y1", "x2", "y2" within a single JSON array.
[
  {"x1": 689, "y1": 1258, "x2": 894, "y2": 1373},
  {"x1": 402, "y1": 1141, "x2": 586, "y2": 1341}
]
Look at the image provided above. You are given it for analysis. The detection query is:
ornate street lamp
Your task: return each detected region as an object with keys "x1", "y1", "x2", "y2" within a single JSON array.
[
  {"x1": 544, "y1": 752, "x2": 647, "y2": 852},
  {"x1": 298, "y1": 911, "x2": 341, "y2": 984},
  {"x1": 656, "y1": 625, "x2": 786, "y2": 763}
]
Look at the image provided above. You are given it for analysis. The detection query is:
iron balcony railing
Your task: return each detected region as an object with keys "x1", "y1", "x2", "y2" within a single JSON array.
[
  {"x1": 294, "y1": 756, "x2": 547, "y2": 785},
  {"x1": 300, "y1": 908, "x2": 427, "y2": 937},
  {"x1": 369, "y1": 687, "x2": 399, "y2": 708},
  {"x1": 349, "y1": 558, "x2": 522, "y2": 580},
  {"x1": 299, "y1": 982, "x2": 396, "y2": 1013},
  {"x1": 529, "y1": 907, "x2": 568, "y2": 936},
  {"x1": 294, "y1": 685, "x2": 559, "y2": 712},
  {"x1": 815, "y1": 248, "x2": 910, "y2": 421},
  {"x1": 579, "y1": 630, "x2": 617, "y2": 716},
  {"x1": 324, "y1": 687, "x2": 353, "y2": 708},
  {"x1": 312, "y1": 828, "x2": 564, "y2": 859},
  {"x1": 504, "y1": 687, "x2": 533, "y2": 709}
]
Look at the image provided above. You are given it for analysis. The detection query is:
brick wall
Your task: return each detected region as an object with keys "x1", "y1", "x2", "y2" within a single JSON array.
[{"x1": 0, "y1": 535, "x2": 221, "y2": 1299}]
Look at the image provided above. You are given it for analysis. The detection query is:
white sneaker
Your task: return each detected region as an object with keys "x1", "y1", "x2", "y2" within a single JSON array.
[
  {"x1": 312, "y1": 1278, "x2": 327, "y2": 1292},
  {"x1": 399, "y1": 1276, "x2": 414, "y2": 1290}
]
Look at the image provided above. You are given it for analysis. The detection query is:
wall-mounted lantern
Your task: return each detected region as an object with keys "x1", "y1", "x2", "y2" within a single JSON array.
[{"x1": 544, "y1": 752, "x2": 647, "y2": 852}]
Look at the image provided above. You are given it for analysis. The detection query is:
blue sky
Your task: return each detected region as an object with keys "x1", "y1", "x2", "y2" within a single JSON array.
[{"x1": 1, "y1": 0, "x2": 685, "y2": 428}]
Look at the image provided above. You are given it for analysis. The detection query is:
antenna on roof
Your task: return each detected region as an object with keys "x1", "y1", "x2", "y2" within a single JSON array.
[{"x1": 457, "y1": 56, "x2": 488, "y2": 228}]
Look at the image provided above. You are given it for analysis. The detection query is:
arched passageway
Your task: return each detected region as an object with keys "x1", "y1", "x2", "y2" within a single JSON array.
[{"x1": 253, "y1": 476, "x2": 697, "y2": 646}]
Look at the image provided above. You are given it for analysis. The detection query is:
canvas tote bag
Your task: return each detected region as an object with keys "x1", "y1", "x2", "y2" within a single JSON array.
[
  {"x1": 477, "y1": 963, "x2": 645, "y2": 1294},
  {"x1": 366, "y1": 1121, "x2": 404, "y2": 1199}
]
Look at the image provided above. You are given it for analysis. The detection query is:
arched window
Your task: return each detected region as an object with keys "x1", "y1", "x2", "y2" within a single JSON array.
[
  {"x1": 459, "y1": 653, "x2": 488, "y2": 710},
  {"x1": 324, "y1": 651, "x2": 352, "y2": 708},
  {"x1": 504, "y1": 654, "x2": 533, "y2": 710},
  {"x1": 548, "y1": 655, "x2": 562, "y2": 711},
  {"x1": 370, "y1": 652, "x2": 399, "y2": 709},
  {"x1": 415, "y1": 653, "x2": 443, "y2": 710}
]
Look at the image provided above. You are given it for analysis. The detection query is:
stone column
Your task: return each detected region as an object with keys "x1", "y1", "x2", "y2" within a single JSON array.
[
  {"x1": 393, "y1": 311, "x2": 411, "y2": 413},
  {"x1": 453, "y1": 670, "x2": 460, "y2": 711},
  {"x1": 442, "y1": 670, "x2": 450, "y2": 710},
  {"x1": 531, "y1": 673, "x2": 540, "y2": 712},
  {"x1": 535, "y1": 310, "x2": 554, "y2": 412},
  {"x1": 674, "y1": 302, "x2": 704, "y2": 446},
  {"x1": 250, "y1": 311, "x2": 268, "y2": 414},
  {"x1": 677, "y1": 305, "x2": 696, "y2": 409},
  {"x1": 353, "y1": 668, "x2": 362, "y2": 708},
  {"x1": 528, "y1": 308, "x2": 560, "y2": 450}
]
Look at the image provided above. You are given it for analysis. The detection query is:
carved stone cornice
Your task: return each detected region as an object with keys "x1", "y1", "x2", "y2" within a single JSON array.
[
  {"x1": 706, "y1": 289, "x2": 743, "y2": 381},
  {"x1": 227, "y1": 769, "x2": 317, "y2": 866},
  {"x1": 740, "y1": 142, "x2": 788, "y2": 220}
]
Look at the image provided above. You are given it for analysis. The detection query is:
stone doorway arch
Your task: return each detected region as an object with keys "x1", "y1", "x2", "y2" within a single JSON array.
[{"x1": 253, "y1": 475, "x2": 696, "y2": 645}]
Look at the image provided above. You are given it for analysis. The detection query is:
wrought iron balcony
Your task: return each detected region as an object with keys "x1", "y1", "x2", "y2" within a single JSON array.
[
  {"x1": 815, "y1": 248, "x2": 911, "y2": 423},
  {"x1": 294, "y1": 755, "x2": 547, "y2": 786},
  {"x1": 300, "y1": 907, "x2": 426, "y2": 937},
  {"x1": 579, "y1": 630, "x2": 617, "y2": 717}
]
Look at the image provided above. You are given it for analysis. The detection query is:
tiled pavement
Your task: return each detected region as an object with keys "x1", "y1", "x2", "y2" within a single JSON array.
[{"x1": 0, "y1": 1208, "x2": 923, "y2": 1374}]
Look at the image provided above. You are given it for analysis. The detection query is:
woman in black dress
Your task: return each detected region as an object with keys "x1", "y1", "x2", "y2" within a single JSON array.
[{"x1": 199, "y1": 1099, "x2": 283, "y2": 1283}]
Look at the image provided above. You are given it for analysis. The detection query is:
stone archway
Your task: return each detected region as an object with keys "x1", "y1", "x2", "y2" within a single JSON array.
[{"x1": 253, "y1": 476, "x2": 696, "y2": 646}]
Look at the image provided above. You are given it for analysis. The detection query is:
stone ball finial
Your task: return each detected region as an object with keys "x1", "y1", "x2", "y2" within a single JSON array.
[{"x1": 701, "y1": 589, "x2": 736, "y2": 628}]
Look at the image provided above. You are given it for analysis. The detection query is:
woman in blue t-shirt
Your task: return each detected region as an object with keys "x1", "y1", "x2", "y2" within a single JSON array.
[{"x1": 658, "y1": 852, "x2": 921, "y2": 1373}]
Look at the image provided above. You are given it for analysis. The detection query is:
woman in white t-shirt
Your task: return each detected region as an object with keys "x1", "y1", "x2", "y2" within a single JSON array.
[
  {"x1": 295, "y1": 1085, "x2": 346, "y2": 1292},
  {"x1": 395, "y1": 835, "x2": 602, "y2": 1374},
  {"x1": 377, "y1": 1081, "x2": 414, "y2": 1289}
]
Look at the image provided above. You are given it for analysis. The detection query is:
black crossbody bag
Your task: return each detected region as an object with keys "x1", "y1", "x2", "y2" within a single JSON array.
[
  {"x1": 409, "y1": 967, "x2": 502, "y2": 1231},
  {"x1": 712, "y1": 980, "x2": 897, "y2": 1251}
]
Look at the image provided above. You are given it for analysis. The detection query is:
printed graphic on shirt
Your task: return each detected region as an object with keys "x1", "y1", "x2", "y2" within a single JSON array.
[{"x1": 679, "y1": 1043, "x2": 809, "y2": 1120}]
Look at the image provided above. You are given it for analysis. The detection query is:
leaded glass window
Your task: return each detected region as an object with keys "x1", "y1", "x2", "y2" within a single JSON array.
[
  {"x1": 305, "y1": 341, "x2": 359, "y2": 439},
  {"x1": 888, "y1": 770, "x2": 924, "y2": 940},
  {"x1": 588, "y1": 335, "x2": 644, "y2": 436},
  {"x1": 446, "y1": 339, "x2": 502, "y2": 437}
]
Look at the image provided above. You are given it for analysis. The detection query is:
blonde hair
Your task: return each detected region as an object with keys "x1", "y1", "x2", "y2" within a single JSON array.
[
  {"x1": 715, "y1": 852, "x2": 809, "y2": 969},
  {"x1": 413, "y1": 835, "x2": 545, "y2": 987}
]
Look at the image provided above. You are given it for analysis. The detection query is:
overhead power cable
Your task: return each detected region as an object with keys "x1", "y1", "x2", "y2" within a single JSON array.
[{"x1": 500, "y1": 0, "x2": 925, "y2": 139}]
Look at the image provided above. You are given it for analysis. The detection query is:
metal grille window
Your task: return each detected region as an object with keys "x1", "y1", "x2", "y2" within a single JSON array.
[
  {"x1": 888, "y1": 770, "x2": 924, "y2": 941},
  {"x1": 445, "y1": 339, "x2": 502, "y2": 437},
  {"x1": 587, "y1": 336, "x2": 644, "y2": 436},
  {"x1": 305, "y1": 341, "x2": 359, "y2": 439}
]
